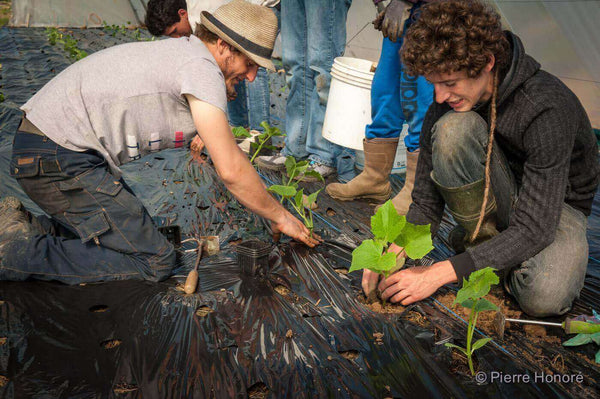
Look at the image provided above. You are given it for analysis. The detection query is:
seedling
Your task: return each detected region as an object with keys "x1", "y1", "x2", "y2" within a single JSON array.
[
  {"x1": 268, "y1": 156, "x2": 323, "y2": 235},
  {"x1": 232, "y1": 126, "x2": 252, "y2": 139},
  {"x1": 45, "y1": 28, "x2": 87, "y2": 61},
  {"x1": 445, "y1": 267, "x2": 499, "y2": 376},
  {"x1": 562, "y1": 310, "x2": 600, "y2": 364},
  {"x1": 249, "y1": 121, "x2": 285, "y2": 163},
  {"x1": 349, "y1": 200, "x2": 433, "y2": 280}
]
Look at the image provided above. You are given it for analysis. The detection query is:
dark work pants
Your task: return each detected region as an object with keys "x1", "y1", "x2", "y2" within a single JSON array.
[{"x1": 1, "y1": 131, "x2": 175, "y2": 284}]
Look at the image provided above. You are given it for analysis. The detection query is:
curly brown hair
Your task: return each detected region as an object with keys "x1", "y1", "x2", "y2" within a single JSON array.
[{"x1": 401, "y1": 0, "x2": 510, "y2": 78}]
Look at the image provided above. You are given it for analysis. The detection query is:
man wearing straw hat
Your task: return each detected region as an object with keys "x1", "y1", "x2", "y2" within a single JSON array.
[
  {"x1": 362, "y1": 0, "x2": 599, "y2": 317},
  {"x1": 0, "y1": 0, "x2": 318, "y2": 284}
]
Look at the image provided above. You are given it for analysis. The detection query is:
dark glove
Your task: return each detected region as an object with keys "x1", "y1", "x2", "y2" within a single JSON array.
[{"x1": 373, "y1": 0, "x2": 411, "y2": 43}]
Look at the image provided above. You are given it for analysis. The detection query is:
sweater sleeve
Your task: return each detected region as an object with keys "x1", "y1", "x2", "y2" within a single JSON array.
[{"x1": 451, "y1": 103, "x2": 576, "y2": 282}]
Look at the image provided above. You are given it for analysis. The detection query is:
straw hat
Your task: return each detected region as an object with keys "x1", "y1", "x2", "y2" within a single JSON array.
[{"x1": 200, "y1": 0, "x2": 278, "y2": 71}]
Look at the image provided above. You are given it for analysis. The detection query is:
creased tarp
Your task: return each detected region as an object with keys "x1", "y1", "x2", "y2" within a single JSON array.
[
  {"x1": 10, "y1": 0, "x2": 145, "y2": 28},
  {"x1": 0, "y1": 27, "x2": 599, "y2": 398}
]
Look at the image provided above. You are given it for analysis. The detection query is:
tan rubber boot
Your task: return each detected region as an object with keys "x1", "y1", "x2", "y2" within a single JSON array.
[
  {"x1": 389, "y1": 149, "x2": 419, "y2": 215},
  {"x1": 326, "y1": 137, "x2": 399, "y2": 202}
]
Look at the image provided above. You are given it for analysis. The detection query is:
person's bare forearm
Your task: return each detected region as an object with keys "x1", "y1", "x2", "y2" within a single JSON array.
[{"x1": 219, "y1": 147, "x2": 287, "y2": 224}]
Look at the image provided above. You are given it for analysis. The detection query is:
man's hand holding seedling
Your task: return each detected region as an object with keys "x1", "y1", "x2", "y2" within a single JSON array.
[
  {"x1": 271, "y1": 209, "x2": 321, "y2": 247},
  {"x1": 377, "y1": 259, "x2": 457, "y2": 305},
  {"x1": 350, "y1": 201, "x2": 434, "y2": 303}
]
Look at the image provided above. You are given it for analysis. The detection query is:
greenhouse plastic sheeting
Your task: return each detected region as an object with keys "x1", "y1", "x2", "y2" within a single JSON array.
[
  {"x1": 10, "y1": 0, "x2": 148, "y2": 28},
  {"x1": 0, "y1": 27, "x2": 599, "y2": 397}
]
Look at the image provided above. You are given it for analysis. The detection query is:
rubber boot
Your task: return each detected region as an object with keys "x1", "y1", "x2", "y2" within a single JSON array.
[
  {"x1": 326, "y1": 137, "x2": 399, "y2": 202},
  {"x1": 389, "y1": 149, "x2": 419, "y2": 215},
  {"x1": 432, "y1": 177, "x2": 499, "y2": 253}
]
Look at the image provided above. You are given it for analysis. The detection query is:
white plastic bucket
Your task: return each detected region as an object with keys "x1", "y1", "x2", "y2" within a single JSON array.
[
  {"x1": 323, "y1": 56, "x2": 407, "y2": 173},
  {"x1": 322, "y1": 57, "x2": 374, "y2": 150},
  {"x1": 355, "y1": 126, "x2": 408, "y2": 174}
]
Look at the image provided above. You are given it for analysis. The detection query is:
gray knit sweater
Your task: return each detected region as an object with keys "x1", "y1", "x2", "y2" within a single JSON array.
[{"x1": 405, "y1": 32, "x2": 600, "y2": 282}]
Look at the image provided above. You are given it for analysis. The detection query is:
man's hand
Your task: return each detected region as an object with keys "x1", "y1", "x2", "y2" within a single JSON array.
[
  {"x1": 271, "y1": 210, "x2": 321, "y2": 247},
  {"x1": 378, "y1": 260, "x2": 457, "y2": 305},
  {"x1": 361, "y1": 243, "x2": 405, "y2": 298},
  {"x1": 190, "y1": 134, "x2": 205, "y2": 153},
  {"x1": 373, "y1": 0, "x2": 411, "y2": 42}
]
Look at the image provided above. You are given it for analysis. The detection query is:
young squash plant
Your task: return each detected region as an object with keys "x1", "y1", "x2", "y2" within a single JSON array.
[
  {"x1": 267, "y1": 156, "x2": 324, "y2": 236},
  {"x1": 349, "y1": 200, "x2": 434, "y2": 279},
  {"x1": 249, "y1": 121, "x2": 286, "y2": 163},
  {"x1": 445, "y1": 267, "x2": 499, "y2": 376}
]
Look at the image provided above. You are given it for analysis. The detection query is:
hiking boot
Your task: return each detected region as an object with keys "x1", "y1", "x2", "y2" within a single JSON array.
[
  {"x1": 294, "y1": 161, "x2": 336, "y2": 182},
  {"x1": 256, "y1": 152, "x2": 287, "y2": 171},
  {"x1": 326, "y1": 137, "x2": 398, "y2": 202},
  {"x1": 0, "y1": 196, "x2": 35, "y2": 253}
]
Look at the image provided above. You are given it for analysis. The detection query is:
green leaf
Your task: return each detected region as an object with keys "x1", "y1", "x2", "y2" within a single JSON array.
[
  {"x1": 371, "y1": 200, "x2": 405, "y2": 243},
  {"x1": 592, "y1": 332, "x2": 600, "y2": 346},
  {"x1": 349, "y1": 240, "x2": 399, "y2": 275},
  {"x1": 268, "y1": 185, "x2": 296, "y2": 198},
  {"x1": 394, "y1": 222, "x2": 433, "y2": 260},
  {"x1": 445, "y1": 343, "x2": 468, "y2": 355},
  {"x1": 461, "y1": 299, "x2": 475, "y2": 309},
  {"x1": 259, "y1": 120, "x2": 270, "y2": 132},
  {"x1": 471, "y1": 337, "x2": 492, "y2": 352},
  {"x1": 350, "y1": 240, "x2": 384, "y2": 273},
  {"x1": 473, "y1": 298, "x2": 498, "y2": 313},
  {"x1": 284, "y1": 156, "x2": 296, "y2": 174},
  {"x1": 250, "y1": 142, "x2": 258, "y2": 149},
  {"x1": 306, "y1": 189, "x2": 321, "y2": 206},
  {"x1": 563, "y1": 333, "x2": 594, "y2": 347},
  {"x1": 294, "y1": 189, "x2": 304, "y2": 209},
  {"x1": 455, "y1": 267, "x2": 499, "y2": 305},
  {"x1": 303, "y1": 170, "x2": 324, "y2": 182},
  {"x1": 595, "y1": 349, "x2": 600, "y2": 364},
  {"x1": 232, "y1": 126, "x2": 251, "y2": 138}
]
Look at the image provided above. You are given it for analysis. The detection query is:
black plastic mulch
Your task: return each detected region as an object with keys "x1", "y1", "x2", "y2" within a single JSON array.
[{"x1": 0, "y1": 27, "x2": 599, "y2": 398}]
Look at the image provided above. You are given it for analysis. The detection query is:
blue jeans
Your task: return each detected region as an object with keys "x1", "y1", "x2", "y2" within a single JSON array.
[
  {"x1": 431, "y1": 111, "x2": 588, "y2": 317},
  {"x1": 227, "y1": 69, "x2": 272, "y2": 131},
  {"x1": 365, "y1": 37, "x2": 434, "y2": 152},
  {"x1": 1, "y1": 131, "x2": 175, "y2": 284},
  {"x1": 280, "y1": 0, "x2": 352, "y2": 167}
]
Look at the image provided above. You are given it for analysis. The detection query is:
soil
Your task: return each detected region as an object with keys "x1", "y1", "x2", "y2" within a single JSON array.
[
  {"x1": 248, "y1": 382, "x2": 269, "y2": 399},
  {"x1": 339, "y1": 350, "x2": 359, "y2": 360},
  {"x1": 196, "y1": 306, "x2": 214, "y2": 317},
  {"x1": 113, "y1": 383, "x2": 138, "y2": 395},
  {"x1": 0, "y1": 375, "x2": 8, "y2": 387},
  {"x1": 450, "y1": 350, "x2": 479, "y2": 378},
  {"x1": 0, "y1": 337, "x2": 6, "y2": 345},
  {"x1": 285, "y1": 329, "x2": 293, "y2": 339},
  {"x1": 358, "y1": 293, "x2": 407, "y2": 315},
  {"x1": 101, "y1": 339, "x2": 122, "y2": 349},
  {"x1": 435, "y1": 286, "x2": 522, "y2": 337},
  {"x1": 89, "y1": 305, "x2": 109, "y2": 313}
]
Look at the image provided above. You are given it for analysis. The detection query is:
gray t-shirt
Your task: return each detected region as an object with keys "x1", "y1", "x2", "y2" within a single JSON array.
[{"x1": 21, "y1": 36, "x2": 227, "y2": 177}]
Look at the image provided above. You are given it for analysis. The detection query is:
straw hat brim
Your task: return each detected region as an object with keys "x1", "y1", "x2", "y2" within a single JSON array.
[{"x1": 200, "y1": 11, "x2": 275, "y2": 72}]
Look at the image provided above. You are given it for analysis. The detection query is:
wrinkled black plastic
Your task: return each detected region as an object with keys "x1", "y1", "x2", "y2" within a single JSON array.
[
  {"x1": 236, "y1": 239, "x2": 272, "y2": 277},
  {"x1": 0, "y1": 27, "x2": 598, "y2": 398}
]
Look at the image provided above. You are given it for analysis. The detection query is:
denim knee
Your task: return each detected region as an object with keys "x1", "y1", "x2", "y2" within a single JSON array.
[
  {"x1": 431, "y1": 111, "x2": 489, "y2": 187},
  {"x1": 509, "y1": 274, "x2": 578, "y2": 317},
  {"x1": 144, "y1": 242, "x2": 176, "y2": 282}
]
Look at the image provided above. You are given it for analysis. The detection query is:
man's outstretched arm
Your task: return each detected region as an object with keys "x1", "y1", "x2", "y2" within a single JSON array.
[{"x1": 186, "y1": 95, "x2": 319, "y2": 247}]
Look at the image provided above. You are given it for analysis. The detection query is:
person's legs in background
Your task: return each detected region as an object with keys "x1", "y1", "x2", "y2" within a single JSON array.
[
  {"x1": 326, "y1": 36, "x2": 402, "y2": 201},
  {"x1": 303, "y1": 0, "x2": 352, "y2": 176},
  {"x1": 388, "y1": 63, "x2": 434, "y2": 214},
  {"x1": 227, "y1": 81, "x2": 249, "y2": 128}
]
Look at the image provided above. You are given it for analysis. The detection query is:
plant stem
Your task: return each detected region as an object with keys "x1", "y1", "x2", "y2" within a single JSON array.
[{"x1": 466, "y1": 301, "x2": 479, "y2": 376}]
